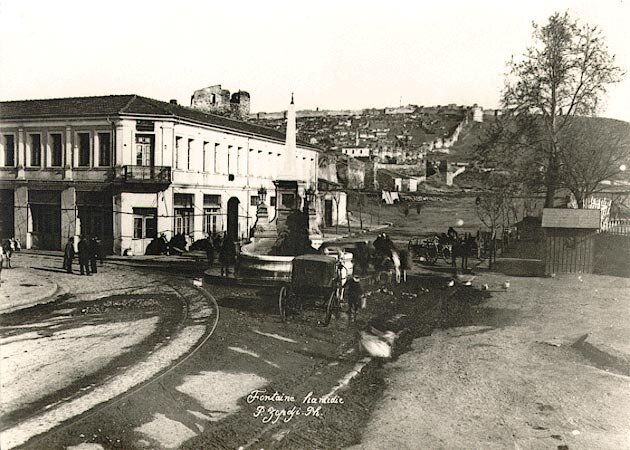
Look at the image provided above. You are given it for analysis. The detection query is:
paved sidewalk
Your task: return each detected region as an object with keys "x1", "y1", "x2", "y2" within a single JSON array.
[
  {"x1": 1, "y1": 253, "x2": 178, "y2": 314},
  {"x1": 0, "y1": 252, "x2": 215, "y2": 450},
  {"x1": 0, "y1": 268, "x2": 58, "y2": 315}
]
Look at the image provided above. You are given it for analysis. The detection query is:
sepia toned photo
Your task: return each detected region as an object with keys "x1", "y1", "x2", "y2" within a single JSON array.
[{"x1": 0, "y1": 1, "x2": 629, "y2": 449}]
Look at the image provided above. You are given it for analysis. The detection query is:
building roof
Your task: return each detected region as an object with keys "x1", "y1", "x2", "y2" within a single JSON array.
[
  {"x1": 541, "y1": 208, "x2": 601, "y2": 229},
  {"x1": 0, "y1": 95, "x2": 320, "y2": 151},
  {"x1": 318, "y1": 177, "x2": 343, "y2": 189},
  {"x1": 377, "y1": 168, "x2": 406, "y2": 179}
]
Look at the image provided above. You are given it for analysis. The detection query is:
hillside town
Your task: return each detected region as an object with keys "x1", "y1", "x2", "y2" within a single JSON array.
[{"x1": 1, "y1": 4, "x2": 629, "y2": 450}]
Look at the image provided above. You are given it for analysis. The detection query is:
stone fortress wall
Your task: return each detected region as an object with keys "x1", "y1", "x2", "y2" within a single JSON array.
[{"x1": 191, "y1": 85, "x2": 250, "y2": 118}]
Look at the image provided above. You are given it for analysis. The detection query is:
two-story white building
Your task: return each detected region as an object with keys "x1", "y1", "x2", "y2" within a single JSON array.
[{"x1": 0, "y1": 95, "x2": 320, "y2": 255}]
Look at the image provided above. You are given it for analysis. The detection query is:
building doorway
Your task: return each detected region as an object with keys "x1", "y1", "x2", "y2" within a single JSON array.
[
  {"x1": 77, "y1": 191, "x2": 113, "y2": 253},
  {"x1": 0, "y1": 190, "x2": 14, "y2": 239},
  {"x1": 29, "y1": 190, "x2": 61, "y2": 250},
  {"x1": 132, "y1": 207, "x2": 157, "y2": 255},
  {"x1": 324, "y1": 199, "x2": 333, "y2": 228},
  {"x1": 227, "y1": 197, "x2": 240, "y2": 241}
]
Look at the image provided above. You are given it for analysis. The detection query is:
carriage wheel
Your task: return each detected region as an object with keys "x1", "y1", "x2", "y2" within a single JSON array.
[
  {"x1": 424, "y1": 249, "x2": 438, "y2": 265},
  {"x1": 441, "y1": 246, "x2": 453, "y2": 264},
  {"x1": 337, "y1": 287, "x2": 345, "y2": 318},
  {"x1": 476, "y1": 243, "x2": 487, "y2": 261},
  {"x1": 376, "y1": 271, "x2": 389, "y2": 285},
  {"x1": 278, "y1": 285, "x2": 289, "y2": 322},
  {"x1": 322, "y1": 287, "x2": 341, "y2": 327}
]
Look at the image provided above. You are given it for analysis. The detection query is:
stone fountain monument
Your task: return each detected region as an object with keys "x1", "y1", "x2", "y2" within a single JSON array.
[{"x1": 235, "y1": 95, "x2": 323, "y2": 283}]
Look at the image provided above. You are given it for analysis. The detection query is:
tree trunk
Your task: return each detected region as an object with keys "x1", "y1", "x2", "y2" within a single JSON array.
[
  {"x1": 575, "y1": 192, "x2": 584, "y2": 209},
  {"x1": 545, "y1": 154, "x2": 559, "y2": 208},
  {"x1": 358, "y1": 192, "x2": 363, "y2": 230}
]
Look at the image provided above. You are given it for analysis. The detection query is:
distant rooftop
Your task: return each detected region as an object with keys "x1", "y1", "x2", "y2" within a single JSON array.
[{"x1": 0, "y1": 95, "x2": 320, "y2": 150}]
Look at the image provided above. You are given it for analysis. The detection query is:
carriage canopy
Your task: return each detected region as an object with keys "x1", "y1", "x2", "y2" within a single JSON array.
[{"x1": 291, "y1": 254, "x2": 339, "y2": 289}]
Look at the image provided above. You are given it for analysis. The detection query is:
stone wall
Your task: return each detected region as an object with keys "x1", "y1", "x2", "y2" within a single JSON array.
[
  {"x1": 337, "y1": 157, "x2": 365, "y2": 189},
  {"x1": 191, "y1": 85, "x2": 250, "y2": 118},
  {"x1": 191, "y1": 85, "x2": 231, "y2": 113}
]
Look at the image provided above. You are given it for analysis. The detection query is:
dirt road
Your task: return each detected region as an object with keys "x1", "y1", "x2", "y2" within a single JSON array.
[
  {"x1": 348, "y1": 273, "x2": 630, "y2": 450},
  {"x1": 13, "y1": 265, "x2": 460, "y2": 449}
]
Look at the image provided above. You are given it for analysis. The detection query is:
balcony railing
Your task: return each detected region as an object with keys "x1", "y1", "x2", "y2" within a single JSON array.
[{"x1": 113, "y1": 165, "x2": 171, "y2": 184}]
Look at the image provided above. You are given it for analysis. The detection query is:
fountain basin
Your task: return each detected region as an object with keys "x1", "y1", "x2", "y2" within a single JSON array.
[{"x1": 204, "y1": 237, "x2": 353, "y2": 288}]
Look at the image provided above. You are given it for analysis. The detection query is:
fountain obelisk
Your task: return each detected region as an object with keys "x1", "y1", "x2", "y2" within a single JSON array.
[{"x1": 280, "y1": 93, "x2": 299, "y2": 180}]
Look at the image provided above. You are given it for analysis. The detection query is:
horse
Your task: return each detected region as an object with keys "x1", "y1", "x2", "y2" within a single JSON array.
[
  {"x1": 451, "y1": 233, "x2": 476, "y2": 270},
  {"x1": 1, "y1": 238, "x2": 20, "y2": 268},
  {"x1": 374, "y1": 249, "x2": 403, "y2": 285},
  {"x1": 145, "y1": 234, "x2": 169, "y2": 255}
]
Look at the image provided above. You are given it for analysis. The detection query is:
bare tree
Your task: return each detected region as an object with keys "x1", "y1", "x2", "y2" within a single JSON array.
[
  {"x1": 558, "y1": 118, "x2": 630, "y2": 208},
  {"x1": 476, "y1": 170, "x2": 520, "y2": 231},
  {"x1": 479, "y1": 12, "x2": 623, "y2": 207},
  {"x1": 476, "y1": 193, "x2": 505, "y2": 232},
  {"x1": 331, "y1": 191, "x2": 341, "y2": 234}
]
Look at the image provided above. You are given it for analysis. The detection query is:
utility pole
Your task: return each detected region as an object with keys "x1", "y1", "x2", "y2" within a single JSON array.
[{"x1": 358, "y1": 189, "x2": 363, "y2": 230}]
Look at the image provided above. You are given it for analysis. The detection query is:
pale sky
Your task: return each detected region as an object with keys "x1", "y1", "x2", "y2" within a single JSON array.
[{"x1": 1, "y1": 0, "x2": 629, "y2": 121}]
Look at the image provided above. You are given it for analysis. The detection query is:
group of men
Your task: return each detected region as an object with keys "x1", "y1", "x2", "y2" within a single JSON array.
[
  {"x1": 63, "y1": 236, "x2": 103, "y2": 275},
  {"x1": 345, "y1": 233, "x2": 402, "y2": 321}
]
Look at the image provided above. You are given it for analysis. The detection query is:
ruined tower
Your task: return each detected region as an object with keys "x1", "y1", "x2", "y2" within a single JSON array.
[{"x1": 191, "y1": 85, "x2": 250, "y2": 118}]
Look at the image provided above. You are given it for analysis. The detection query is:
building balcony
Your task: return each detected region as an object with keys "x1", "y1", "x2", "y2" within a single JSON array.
[{"x1": 112, "y1": 165, "x2": 172, "y2": 188}]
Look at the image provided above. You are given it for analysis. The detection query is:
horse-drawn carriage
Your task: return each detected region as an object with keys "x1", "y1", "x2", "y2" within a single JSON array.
[
  {"x1": 278, "y1": 253, "x2": 352, "y2": 326},
  {"x1": 407, "y1": 236, "x2": 453, "y2": 265},
  {"x1": 408, "y1": 232, "x2": 491, "y2": 267}
]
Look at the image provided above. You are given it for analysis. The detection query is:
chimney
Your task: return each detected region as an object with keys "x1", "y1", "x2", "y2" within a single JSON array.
[{"x1": 169, "y1": 99, "x2": 178, "y2": 105}]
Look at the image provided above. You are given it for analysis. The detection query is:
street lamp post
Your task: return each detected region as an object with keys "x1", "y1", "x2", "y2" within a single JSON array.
[
  {"x1": 257, "y1": 186, "x2": 267, "y2": 204},
  {"x1": 304, "y1": 186, "x2": 315, "y2": 214}
]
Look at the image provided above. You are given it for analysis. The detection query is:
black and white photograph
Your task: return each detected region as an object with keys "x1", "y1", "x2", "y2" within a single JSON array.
[{"x1": 0, "y1": 0, "x2": 629, "y2": 449}]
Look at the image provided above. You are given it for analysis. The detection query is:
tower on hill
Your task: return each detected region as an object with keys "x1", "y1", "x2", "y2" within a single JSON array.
[{"x1": 191, "y1": 84, "x2": 250, "y2": 118}]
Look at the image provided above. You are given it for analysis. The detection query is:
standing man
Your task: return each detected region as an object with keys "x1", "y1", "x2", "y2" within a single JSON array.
[
  {"x1": 94, "y1": 235, "x2": 104, "y2": 266},
  {"x1": 346, "y1": 275, "x2": 364, "y2": 322},
  {"x1": 88, "y1": 236, "x2": 99, "y2": 274},
  {"x1": 447, "y1": 226, "x2": 458, "y2": 242},
  {"x1": 205, "y1": 234, "x2": 215, "y2": 267},
  {"x1": 78, "y1": 236, "x2": 91, "y2": 276},
  {"x1": 219, "y1": 233, "x2": 234, "y2": 276},
  {"x1": 0, "y1": 243, "x2": 5, "y2": 281},
  {"x1": 63, "y1": 237, "x2": 75, "y2": 273}
]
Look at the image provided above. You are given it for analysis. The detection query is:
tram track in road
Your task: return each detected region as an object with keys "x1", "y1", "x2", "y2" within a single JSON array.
[
  {"x1": 7, "y1": 278, "x2": 220, "y2": 450},
  {"x1": 234, "y1": 278, "x2": 466, "y2": 450},
  {"x1": 7, "y1": 254, "x2": 473, "y2": 449}
]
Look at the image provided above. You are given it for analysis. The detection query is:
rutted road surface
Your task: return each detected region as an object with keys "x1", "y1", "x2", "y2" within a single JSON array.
[
  {"x1": 1, "y1": 252, "x2": 472, "y2": 449},
  {"x1": 0, "y1": 255, "x2": 217, "y2": 449}
]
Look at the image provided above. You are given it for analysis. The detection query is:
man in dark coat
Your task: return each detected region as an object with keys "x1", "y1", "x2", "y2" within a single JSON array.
[
  {"x1": 63, "y1": 237, "x2": 75, "y2": 273},
  {"x1": 354, "y1": 241, "x2": 370, "y2": 275},
  {"x1": 88, "y1": 237, "x2": 99, "y2": 274},
  {"x1": 383, "y1": 233, "x2": 397, "y2": 253},
  {"x1": 77, "y1": 236, "x2": 91, "y2": 276},
  {"x1": 447, "y1": 227, "x2": 458, "y2": 242},
  {"x1": 205, "y1": 235, "x2": 215, "y2": 267},
  {"x1": 219, "y1": 233, "x2": 234, "y2": 276},
  {"x1": 94, "y1": 235, "x2": 104, "y2": 265},
  {"x1": 346, "y1": 275, "x2": 364, "y2": 322},
  {"x1": 372, "y1": 234, "x2": 387, "y2": 272}
]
